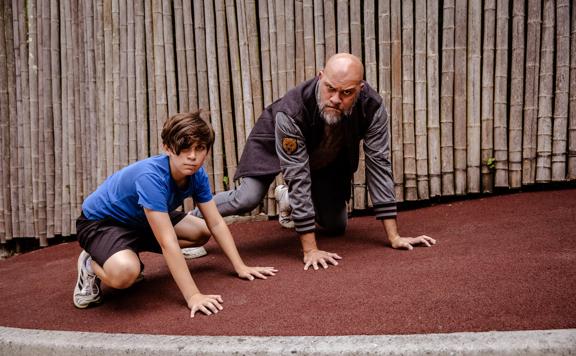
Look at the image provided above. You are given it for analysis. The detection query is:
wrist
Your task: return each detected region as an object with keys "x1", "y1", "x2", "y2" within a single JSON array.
[{"x1": 300, "y1": 232, "x2": 318, "y2": 253}]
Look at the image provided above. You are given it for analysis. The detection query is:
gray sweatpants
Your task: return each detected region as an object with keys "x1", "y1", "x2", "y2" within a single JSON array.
[{"x1": 191, "y1": 174, "x2": 348, "y2": 234}]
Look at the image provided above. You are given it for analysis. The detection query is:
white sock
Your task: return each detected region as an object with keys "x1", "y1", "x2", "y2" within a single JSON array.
[{"x1": 84, "y1": 256, "x2": 94, "y2": 274}]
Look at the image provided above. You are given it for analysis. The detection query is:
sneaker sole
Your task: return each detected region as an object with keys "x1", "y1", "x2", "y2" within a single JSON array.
[{"x1": 182, "y1": 246, "x2": 208, "y2": 260}]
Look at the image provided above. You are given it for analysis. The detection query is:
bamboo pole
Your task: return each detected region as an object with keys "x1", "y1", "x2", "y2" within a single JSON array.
[
  {"x1": 493, "y1": 0, "x2": 509, "y2": 188},
  {"x1": 414, "y1": 0, "x2": 429, "y2": 200},
  {"x1": 6, "y1": 0, "x2": 18, "y2": 238},
  {"x1": 551, "y1": 0, "x2": 569, "y2": 181},
  {"x1": 227, "y1": 0, "x2": 247, "y2": 158},
  {"x1": 74, "y1": 0, "x2": 85, "y2": 230},
  {"x1": 134, "y1": 0, "x2": 148, "y2": 160},
  {"x1": 364, "y1": 1, "x2": 377, "y2": 86},
  {"x1": 295, "y1": 0, "x2": 305, "y2": 83},
  {"x1": 245, "y1": 0, "x2": 263, "y2": 116},
  {"x1": 93, "y1": 0, "x2": 106, "y2": 183},
  {"x1": 275, "y1": 0, "x2": 287, "y2": 95},
  {"x1": 162, "y1": 0, "x2": 177, "y2": 117},
  {"x1": 535, "y1": 0, "x2": 554, "y2": 183},
  {"x1": 152, "y1": 0, "x2": 168, "y2": 154},
  {"x1": 41, "y1": 0, "x2": 54, "y2": 237},
  {"x1": 303, "y1": 0, "x2": 315, "y2": 79},
  {"x1": 174, "y1": 0, "x2": 188, "y2": 112},
  {"x1": 112, "y1": 0, "x2": 122, "y2": 171},
  {"x1": 37, "y1": 0, "x2": 49, "y2": 241},
  {"x1": 182, "y1": 0, "x2": 198, "y2": 111},
  {"x1": 440, "y1": 0, "x2": 455, "y2": 196},
  {"x1": 28, "y1": 0, "x2": 41, "y2": 239},
  {"x1": 61, "y1": 0, "x2": 74, "y2": 236},
  {"x1": 237, "y1": 0, "x2": 255, "y2": 135},
  {"x1": 17, "y1": 0, "x2": 34, "y2": 236},
  {"x1": 267, "y1": 0, "x2": 279, "y2": 100},
  {"x1": 144, "y1": 0, "x2": 158, "y2": 154},
  {"x1": 453, "y1": 0, "x2": 467, "y2": 195},
  {"x1": 569, "y1": 0, "x2": 576, "y2": 179},
  {"x1": 215, "y1": 0, "x2": 237, "y2": 190},
  {"x1": 126, "y1": 0, "x2": 137, "y2": 163},
  {"x1": 378, "y1": 0, "x2": 391, "y2": 109},
  {"x1": 285, "y1": 1, "x2": 295, "y2": 89},
  {"x1": 390, "y1": 0, "x2": 404, "y2": 201},
  {"x1": 104, "y1": 0, "x2": 114, "y2": 177},
  {"x1": 117, "y1": 0, "x2": 129, "y2": 169},
  {"x1": 324, "y1": 0, "x2": 336, "y2": 59},
  {"x1": 51, "y1": 0, "x2": 62, "y2": 235},
  {"x1": 204, "y1": 0, "x2": 224, "y2": 193},
  {"x1": 426, "y1": 0, "x2": 441, "y2": 197},
  {"x1": 402, "y1": 0, "x2": 417, "y2": 201},
  {"x1": 522, "y1": 0, "x2": 542, "y2": 185},
  {"x1": 83, "y1": 0, "x2": 97, "y2": 193},
  {"x1": 508, "y1": 0, "x2": 525, "y2": 188},
  {"x1": 0, "y1": 1, "x2": 10, "y2": 242},
  {"x1": 313, "y1": 0, "x2": 324, "y2": 73},
  {"x1": 350, "y1": 0, "x2": 361, "y2": 59},
  {"x1": 466, "y1": 0, "x2": 481, "y2": 193},
  {"x1": 481, "y1": 0, "x2": 496, "y2": 193},
  {"x1": 336, "y1": 0, "x2": 349, "y2": 53},
  {"x1": 257, "y1": 0, "x2": 272, "y2": 107},
  {"x1": 11, "y1": 0, "x2": 22, "y2": 237}
]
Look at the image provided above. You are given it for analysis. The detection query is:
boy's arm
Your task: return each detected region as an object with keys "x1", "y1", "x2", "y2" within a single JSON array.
[
  {"x1": 144, "y1": 208, "x2": 223, "y2": 317},
  {"x1": 196, "y1": 200, "x2": 277, "y2": 280}
]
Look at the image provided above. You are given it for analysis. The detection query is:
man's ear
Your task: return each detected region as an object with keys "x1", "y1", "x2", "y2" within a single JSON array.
[{"x1": 318, "y1": 70, "x2": 324, "y2": 79}]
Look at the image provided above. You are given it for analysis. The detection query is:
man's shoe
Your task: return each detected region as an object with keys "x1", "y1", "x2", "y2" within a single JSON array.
[
  {"x1": 73, "y1": 251, "x2": 102, "y2": 309},
  {"x1": 181, "y1": 246, "x2": 208, "y2": 260},
  {"x1": 274, "y1": 185, "x2": 294, "y2": 229}
]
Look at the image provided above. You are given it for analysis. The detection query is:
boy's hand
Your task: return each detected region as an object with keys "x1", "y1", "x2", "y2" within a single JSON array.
[
  {"x1": 187, "y1": 293, "x2": 223, "y2": 318},
  {"x1": 236, "y1": 266, "x2": 278, "y2": 281},
  {"x1": 303, "y1": 249, "x2": 342, "y2": 270}
]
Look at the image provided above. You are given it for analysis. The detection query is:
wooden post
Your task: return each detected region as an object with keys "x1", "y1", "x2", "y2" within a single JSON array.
[
  {"x1": 551, "y1": 0, "x2": 569, "y2": 181},
  {"x1": 494, "y1": 0, "x2": 510, "y2": 188},
  {"x1": 509, "y1": 0, "x2": 525, "y2": 188},
  {"x1": 481, "y1": 0, "x2": 496, "y2": 193},
  {"x1": 440, "y1": 0, "x2": 455, "y2": 196}
]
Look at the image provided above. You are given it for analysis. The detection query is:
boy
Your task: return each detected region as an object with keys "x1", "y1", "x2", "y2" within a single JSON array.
[{"x1": 73, "y1": 111, "x2": 277, "y2": 317}]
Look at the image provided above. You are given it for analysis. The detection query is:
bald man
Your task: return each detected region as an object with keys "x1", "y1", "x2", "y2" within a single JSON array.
[{"x1": 192, "y1": 53, "x2": 435, "y2": 270}]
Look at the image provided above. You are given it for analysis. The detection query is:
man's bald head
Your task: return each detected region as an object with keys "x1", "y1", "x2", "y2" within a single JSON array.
[
  {"x1": 317, "y1": 53, "x2": 365, "y2": 125},
  {"x1": 322, "y1": 53, "x2": 364, "y2": 84}
]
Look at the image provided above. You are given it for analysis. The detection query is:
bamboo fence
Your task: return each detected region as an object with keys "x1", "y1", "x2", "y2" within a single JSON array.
[{"x1": 0, "y1": 0, "x2": 575, "y2": 244}]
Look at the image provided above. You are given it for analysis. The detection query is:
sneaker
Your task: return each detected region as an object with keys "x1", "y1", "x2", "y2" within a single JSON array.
[
  {"x1": 73, "y1": 251, "x2": 102, "y2": 309},
  {"x1": 274, "y1": 185, "x2": 294, "y2": 229},
  {"x1": 181, "y1": 246, "x2": 208, "y2": 260}
]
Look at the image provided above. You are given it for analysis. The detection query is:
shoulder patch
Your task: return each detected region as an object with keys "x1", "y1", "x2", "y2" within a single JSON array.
[{"x1": 282, "y1": 137, "x2": 298, "y2": 155}]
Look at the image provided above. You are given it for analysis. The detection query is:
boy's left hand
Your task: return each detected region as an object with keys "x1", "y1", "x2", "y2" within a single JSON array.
[{"x1": 236, "y1": 266, "x2": 278, "y2": 281}]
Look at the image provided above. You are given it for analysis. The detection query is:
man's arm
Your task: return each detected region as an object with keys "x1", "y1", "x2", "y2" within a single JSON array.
[
  {"x1": 144, "y1": 208, "x2": 223, "y2": 318},
  {"x1": 275, "y1": 113, "x2": 341, "y2": 270},
  {"x1": 197, "y1": 200, "x2": 277, "y2": 279},
  {"x1": 364, "y1": 104, "x2": 436, "y2": 249}
]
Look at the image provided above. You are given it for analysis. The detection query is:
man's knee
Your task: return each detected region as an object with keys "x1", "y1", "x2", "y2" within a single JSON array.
[{"x1": 319, "y1": 219, "x2": 347, "y2": 236}]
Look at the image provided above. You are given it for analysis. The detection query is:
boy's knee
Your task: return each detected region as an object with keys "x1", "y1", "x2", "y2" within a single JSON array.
[{"x1": 105, "y1": 260, "x2": 141, "y2": 289}]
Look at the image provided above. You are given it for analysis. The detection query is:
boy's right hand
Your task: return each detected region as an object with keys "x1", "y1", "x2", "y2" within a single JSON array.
[{"x1": 187, "y1": 293, "x2": 223, "y2": 318}]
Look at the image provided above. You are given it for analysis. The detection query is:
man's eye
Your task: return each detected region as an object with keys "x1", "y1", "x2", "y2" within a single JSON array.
[{"x1": 343, "y1": 90, "x2": 352, "y2": 96}]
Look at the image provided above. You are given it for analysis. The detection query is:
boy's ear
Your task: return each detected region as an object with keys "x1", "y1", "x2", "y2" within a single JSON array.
[{"x1": 163, "y1": 144, "x2": 173, "y2": 155}]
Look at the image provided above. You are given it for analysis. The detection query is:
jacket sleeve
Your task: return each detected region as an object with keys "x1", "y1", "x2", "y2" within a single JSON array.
[
  {"x1": 364, "y1": 104, "x2": 397, "y2": 219},
  {"x1": 274, "y1": 112, "x2": 316, "y2": 234}
]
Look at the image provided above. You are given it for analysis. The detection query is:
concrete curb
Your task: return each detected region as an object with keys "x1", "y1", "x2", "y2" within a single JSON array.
[{"x1": 1, "y1": 326, "x2": 575, "y2": 355}]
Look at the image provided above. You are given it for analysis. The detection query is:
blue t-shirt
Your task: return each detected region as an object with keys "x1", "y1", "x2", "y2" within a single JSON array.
[{"x1": 82, "y1": 155, "x2": 213, "y2": 226}]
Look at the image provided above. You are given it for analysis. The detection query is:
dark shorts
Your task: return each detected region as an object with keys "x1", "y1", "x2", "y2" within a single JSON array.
[{"x1": 76, "y1": 211, "x2": 188, "y2": 266}]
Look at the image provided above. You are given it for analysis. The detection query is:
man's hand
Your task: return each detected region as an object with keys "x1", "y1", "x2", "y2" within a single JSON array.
[
  {"x1": 390, "y1": 235, "x2": 436, "y2": 250},
  {"x1": 188, "y1": 293, "x2": 224, "y2": 318},
  {"x1": 236, "y1": 266, "x2": 278, "y2": 281},
  {"x1": 303, "y1": 249, "x2": 342, "y2": 270}
]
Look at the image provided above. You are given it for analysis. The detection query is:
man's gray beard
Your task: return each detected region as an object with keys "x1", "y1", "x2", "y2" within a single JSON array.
[{"x1": 316, "y1": 90, "x2": 357, "y2": 126}]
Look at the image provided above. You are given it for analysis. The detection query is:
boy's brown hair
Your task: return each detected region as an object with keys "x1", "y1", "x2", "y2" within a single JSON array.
[{"x1": 161, "y1": 111, "x2": 215, "y2": 154}]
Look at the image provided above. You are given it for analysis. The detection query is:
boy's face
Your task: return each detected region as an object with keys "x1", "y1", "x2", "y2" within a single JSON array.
[{"x1": 166, "y1": 142, "x2": 209, "y2": 178}]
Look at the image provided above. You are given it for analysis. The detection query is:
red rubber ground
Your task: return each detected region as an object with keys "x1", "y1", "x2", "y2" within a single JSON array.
[{"x1": 0, "y1": 188, "x2": 574, "y2": 336}]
